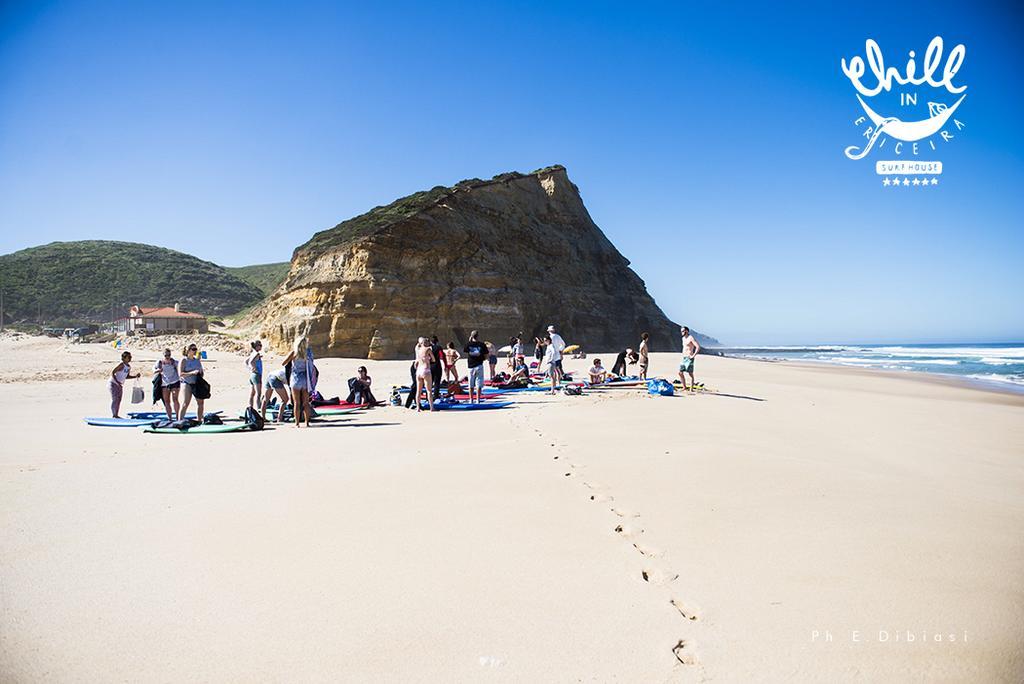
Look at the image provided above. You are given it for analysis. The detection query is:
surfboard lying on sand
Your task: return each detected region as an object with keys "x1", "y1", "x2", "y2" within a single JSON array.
[
  {"x1": 127, "y1": 410, "x2": 223, "y2": 419},
  {"x1": 144, "y1": 423, "x2": 250, "y2": 434},
  {"x1": 312, "y1": 406, "x2": 367, "y2": 415},
  {"x1": 85, "y1": 417, "x2": 159, "y2": 427},
  {"x1": 419, "y1": 401, "x2": 515, "y2": 411}
]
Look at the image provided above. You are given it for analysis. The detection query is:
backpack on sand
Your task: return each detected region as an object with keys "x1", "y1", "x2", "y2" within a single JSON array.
[{"x1": 244, "y1": 407, "x2": 265, "y2": 431}]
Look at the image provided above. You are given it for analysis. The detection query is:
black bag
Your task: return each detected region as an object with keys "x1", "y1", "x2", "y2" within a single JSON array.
[
  {"x1": 244, "y1": 407, "x2": 264, "y2": 431},
  {"x1": 152, "y1": 375, "x2": 162, "y2": 405},
  {"x1": 193, "y1": 375, "x2": 211, "y2": 400},
  {"x1": 203, "y1": 412, "x2": 223, "y2": 425}
]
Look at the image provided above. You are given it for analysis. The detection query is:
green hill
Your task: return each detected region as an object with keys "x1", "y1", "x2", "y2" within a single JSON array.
[
  {"x1": 225, "y1": 262, "x2": 290, "y2": 296},
  {"x1": 0, "y1": 241, "x2": 265, "y2": 325}
]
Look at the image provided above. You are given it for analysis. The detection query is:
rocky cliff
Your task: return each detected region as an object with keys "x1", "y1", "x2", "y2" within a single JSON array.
[{"x1": 253, "y1": 165, "x2": 688, "y2": 359}]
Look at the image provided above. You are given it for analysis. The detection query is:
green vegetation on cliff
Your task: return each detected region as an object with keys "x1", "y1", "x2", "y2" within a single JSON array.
[
  {"x1": 0, "y1": 241, "x2": 264, "y2": 325},
  {"x1": 225, "y1": 262, "x2": 290, "y2": 296}
]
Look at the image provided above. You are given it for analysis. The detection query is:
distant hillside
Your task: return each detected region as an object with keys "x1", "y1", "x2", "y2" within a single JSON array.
[
  {"x1": 225, "y1": 262, "x2": 290, "y2": 296},
  {"x1": 0, "y1": 241, "x2": 264, "y2": 325}
]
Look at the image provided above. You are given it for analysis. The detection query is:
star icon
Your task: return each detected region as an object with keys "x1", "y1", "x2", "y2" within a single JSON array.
[
  {"x1": 891, "y1": 179, "x2": 900, "y2": 189},
  {"x1": 930, "y1": 177, "x2": 939, "y2": 185},
  {"x1": 902, "y1": 177, "x2": 911, "y2": 186},
  {"x1": 912, "y1": 178, "x2": 921, "y2": 186},
  {"x1": 882, "y1": 177, "x2": 891, "y2": 186}
]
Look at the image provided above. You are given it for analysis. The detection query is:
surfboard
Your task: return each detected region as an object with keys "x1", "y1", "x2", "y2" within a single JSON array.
[
  {"x1": 313, "y1": 406, "x2": 366, "y2": 415},
  {"x1": 144, "y1": 423, "x2": 250, "y2": 434},
  {"x1": 127, "y1": 410, "x2": 223, "y2": 419},
  {"x1": 420, "y1": 401, "x2": 515, "y2": 411},
  {"x1": 85, "y1": 417, "x2": 159, "y2": 427}
]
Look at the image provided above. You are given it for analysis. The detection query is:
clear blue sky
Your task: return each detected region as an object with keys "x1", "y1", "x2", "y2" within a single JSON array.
[{"x1": 1, "y1": 1, "x2": 1021, "y2": 344}]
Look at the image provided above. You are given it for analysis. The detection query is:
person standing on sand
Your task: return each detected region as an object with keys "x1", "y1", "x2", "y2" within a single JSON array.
[
  {"x1": 638, "y1": 332, "x2": 650, "y2": 380},
  {"x1": 179, "y1": 344, "x2": 205, "y2": 419},
  {"x1": 153, "y1": 348, "x2": 181, "y2": 419},
  {"x1": 463, "y1": 330, "x2": 488, "y2": 404},
  {"x1": 246, "y1": 340, "x2": 263, "y2": 410},
  {"x1": 430, "y1": 335, "x2": 444, "y2": 399},
  {"x1": 443, "y1": 342, "x2": 461, "y2": 383},
  {"x1": 679, "y1": 326, "x2": 701, "y2": 391},
  {"x1": 533, "y1": 336, "x2": 545, "y2": 370},
  {"x1": 414, "y1": 337, "x2": 436, "y2": 412},
  {"x1": 108, "y1": 351, "x2": 140, "y2": 418},
  {"x1": 485, "y1": 340, "x2": 498, "y2": 380},
  {"x1": 543, "y1": 334, "x2": 562, "y2": 394},
  {"x1": 284, "y1": 337, "x2": 313, "y2": 427},
  {"x1": 547, "y1": 325, "x2": 566, "y2": 376}
]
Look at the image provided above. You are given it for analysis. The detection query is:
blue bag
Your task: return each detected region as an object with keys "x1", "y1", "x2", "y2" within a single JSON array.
[{"x1": 646, "y1": 378, "x2": 675, "y2": 396}]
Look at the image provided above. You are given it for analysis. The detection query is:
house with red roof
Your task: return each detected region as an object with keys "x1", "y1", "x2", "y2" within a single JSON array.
[{"x1": 115, "y1": 303, "x2": 208, "y2": 334}]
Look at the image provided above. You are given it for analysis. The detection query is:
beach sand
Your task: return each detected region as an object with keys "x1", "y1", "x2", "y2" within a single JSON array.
[{"x1": 1, "y1": 337, "x2": 1022, "y2": 681}]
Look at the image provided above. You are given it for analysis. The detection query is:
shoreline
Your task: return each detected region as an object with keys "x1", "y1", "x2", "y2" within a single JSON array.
[{"x1": 716, "y1": 352, "x2": 1024, "y2": 401}]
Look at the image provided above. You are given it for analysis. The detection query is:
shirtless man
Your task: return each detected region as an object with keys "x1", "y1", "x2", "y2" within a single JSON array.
[{"x1": 678, "y1": 326, "x2": 701, "y2": 391}]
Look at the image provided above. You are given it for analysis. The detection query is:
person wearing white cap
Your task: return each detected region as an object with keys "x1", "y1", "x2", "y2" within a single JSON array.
[{"x1": 546, "y1": 325, "x2": 566, "y2": 375}]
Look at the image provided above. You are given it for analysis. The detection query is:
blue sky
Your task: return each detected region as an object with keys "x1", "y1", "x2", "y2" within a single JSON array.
[{"x1": 1, "y1": 1, "x2": 1021, "y2": 344}]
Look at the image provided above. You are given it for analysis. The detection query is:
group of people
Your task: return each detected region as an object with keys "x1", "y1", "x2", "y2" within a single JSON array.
[
  {"x1": 107, "y1": 324, "x2": 704, "y2": 421},
  {"x1": 108, "y1": 344, "x2": 208, "y2": 419}
]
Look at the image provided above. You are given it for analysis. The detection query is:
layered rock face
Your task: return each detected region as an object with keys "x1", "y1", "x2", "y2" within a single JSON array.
[{"x1": 254, "y1": 165, "x2": 683, "y2": 359}]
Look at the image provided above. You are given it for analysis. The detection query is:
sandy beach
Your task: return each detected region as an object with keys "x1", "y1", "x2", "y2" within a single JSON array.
[{"x1": 1, "y1": 336, "x2": 1022, "y2": 682}]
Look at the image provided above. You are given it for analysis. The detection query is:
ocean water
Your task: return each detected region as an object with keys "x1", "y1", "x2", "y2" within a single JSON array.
[{"x1": 713, "y1": 343, "x2": 1024, "y2": 392}]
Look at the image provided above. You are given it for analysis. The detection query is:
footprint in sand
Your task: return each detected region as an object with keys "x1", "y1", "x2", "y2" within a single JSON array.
[
  {"x1": 672, "y1": 639, "x2": 699, "y2": 665},
  {"x1": 640, "y1": 564, "x2": 679, "y2": 585},
  {"x1": 670, "y1": 597, "x2": 701, "y2": 621},
  {"x1": 632, "y1": 541, "x2": 664, "y2": 558},
  {"x1": 611, "y1": 507, "x2": 639, "y2": 518},
  {"x1": 589, "y1": 492, "x2": 613, "y2": 503},
  {"x1": 614, "y1": 523, "x2": 644, "y2": 538}
]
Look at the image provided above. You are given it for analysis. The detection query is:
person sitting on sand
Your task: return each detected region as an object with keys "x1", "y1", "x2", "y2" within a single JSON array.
[
  {"x1": 261, "y1": 367, "x2": 290, "y2": 422},
  {"x1": 108, "y1": 350, "x2": 140, "y2": 418},
  {"x1": 346, "y1": 366, "x2": 377, "y2": 407},
  {"x1": 246, "y1": 340, "x2": 263, "y2": 411},
  {"x1": 610, "y1": 348, "x2": 638, "y2": 377},
  {"x1": 588, "y1": 358, "x2": 608, "y2": 384},
  {"x1": 179, "y1": 344, "x2": 206, "y2": 420},
  {"x1": 153, "y1": 348, "x2": 181, "y2": 420},
  {"x1": 283, "y1": 337, "x2": 314, "y2": 427},
  {"x1": 414, "y1": 336, "x2": 436, "y2": 412},
  {"x1": 679, "y1": 326, "x2": 701, "y2": 391},
  {"x1": 443, "y1": 342, "x2": 461, "y2": 382},
  {"x1": 463, "y1": 330, "x2": 488, "y2": 404}
]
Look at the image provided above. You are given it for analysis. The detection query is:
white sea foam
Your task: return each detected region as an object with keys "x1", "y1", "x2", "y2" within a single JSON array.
[
  {"x1": 966, "y1": 373, "x2": 1024, "y2": 386},
  {"x1": 979, "y1": 357, "x2": 1022, "y2": 366},
  {"x1": 872, "y1": 346, "x2": 1024, "y2": 359}
]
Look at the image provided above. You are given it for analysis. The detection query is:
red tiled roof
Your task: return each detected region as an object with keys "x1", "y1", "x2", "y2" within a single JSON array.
[{"x1": 135, "y1": 307, "x2": 205, "y2": 319}]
